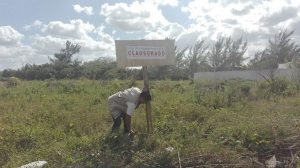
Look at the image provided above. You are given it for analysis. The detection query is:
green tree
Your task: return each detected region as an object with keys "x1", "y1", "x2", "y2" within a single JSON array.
[
  {"x1": 268, "y1": 30, "x2": 300, "y2": 65},
  {"x1": 49, "y1": 41, "x2": 82, "y2": 79},
  {"x1": 208, "y1": 37, "x2": 247, "y2": 71},
  {"x1": 82, "y1": 58, "x2": 127, "y2": 80},
  {"x1": 142, "y1": 47, "x2": 190, "y2": 80},
  {"x1": 249, "y1": 30, "x2": 300, "y2": 69},
  {"x1": 172, "y1": 47, "x2": 189, "y2": 80},
  {"x1": 228, "y1": 37, "x2": 248, "y2": 70},
  {"x1": 186, "y1": 40, "x2": 209, "y2": 78},
  {"x1": 209, "y1": 37, "x2": 227, "y2": 71},
  {"x1": 49, "y1": 41, "x2": 81, "y2": 65}
]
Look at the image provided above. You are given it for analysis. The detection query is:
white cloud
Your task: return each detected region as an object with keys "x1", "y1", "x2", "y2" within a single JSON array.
[
  {"x1": 0, "y1": 26, "x2": 37, "y2": 69},
  {"x1": 0, "y1": 26, "x2": 24, "y2": 46},
  {"x1": 42, "y1": 19, "x2": 95, "y2": 39},
  {"x1": 0, "y1": 20, "x2": 116, "y2": 70},
  {"x1": 100, "y1": 0, "x2": 184, "y2": 47},
  {"x1": 73, "y1": 4, "x2": 94, "y2": 15},
  {"x1": 31, "y1": 34, "x2": 114, "y2": 62},
  {"x1": 39, "y1": 20, "x2": 113, "y2": 50},
  {"x1": 260, "y1": 6, "x2": 298, "y2": 26},
  {"x1": 23, "y1": 20, "x2": 43, "y2": 31},
  {"x1": 99, "y1": 0, "x2": 298, "y2": 53},
  {"x1": 100, "y1": 0, "x2": 187, "y2": 50},
  {"x1": 95, "y1": 26, "x2": 114, "y2": 44},
  {"x1": 2, "y1": 0, "x2": 300, "y2": 70},
  {"x1": 179, "y1": 0, "x2": 300, "y2": 55},
  {"x1": 231, "y1": 4, "x2": 254, "y2": 16},
  {"x1": 100, "y1": 1, "x2": 169, "y2": 32},
  {"x1": 144, "y1": 22, "x2": 185, "y2": 40},
  {"x1": 30, "y1": 35, "x2": 65, "y2": 55},
  {"x1": 150, "y1": 0, "x2": 178, "y2": 7},
  {"x1": 32, "y1": 20, "x2": 115, "y2": 62},
  {"x1": 0, "y1": 45, "x2": 37, "y2": 70}
]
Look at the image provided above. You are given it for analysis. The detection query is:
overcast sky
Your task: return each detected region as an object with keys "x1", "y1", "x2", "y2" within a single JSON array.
[{"x1": 0, "y1": 0, "x2": 300, "y2": 70}]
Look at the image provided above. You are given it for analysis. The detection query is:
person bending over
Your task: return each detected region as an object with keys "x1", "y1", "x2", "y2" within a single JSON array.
[{"x1": 107, "y1": 87, "x2": 151, "y2": 134}]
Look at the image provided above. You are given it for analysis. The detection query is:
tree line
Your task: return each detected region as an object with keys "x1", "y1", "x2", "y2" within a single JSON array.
[{"x1": 1, "y1": 29, "x2": 300, "y2": 80}]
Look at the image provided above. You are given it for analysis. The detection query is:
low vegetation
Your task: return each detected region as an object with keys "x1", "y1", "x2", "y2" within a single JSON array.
[
  {"x1": 0, "y1": 28, "x2": 299, "y2": 168},
  {"x1": 2, "y1": 29, "x2": 300, "y2": 82},
  {"x1": 0, "y1": 79, "x2": 300, "y2": 167}
]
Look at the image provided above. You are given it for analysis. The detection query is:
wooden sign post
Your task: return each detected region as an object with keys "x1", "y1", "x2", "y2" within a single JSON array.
[
  {"x1": 142, "y1": 66, "x2": 152, "y2": 133},
  {"x1": 115, "y1": 40, "x2": 175, "y2": 133}
]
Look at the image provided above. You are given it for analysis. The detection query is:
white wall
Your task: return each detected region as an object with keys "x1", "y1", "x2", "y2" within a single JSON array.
[{"x1": 194, "y1": 69, "x2": 300, "y2": 81}]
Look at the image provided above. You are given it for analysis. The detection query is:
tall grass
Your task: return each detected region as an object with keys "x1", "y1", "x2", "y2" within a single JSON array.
[{"x1": 0, "y1": 79, "x2": 299, "y2": 167}]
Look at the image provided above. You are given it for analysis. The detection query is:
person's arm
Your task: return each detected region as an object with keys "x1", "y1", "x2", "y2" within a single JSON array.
[{"x1": 135, "y1": 102, "x2": 141, "y2": 109}]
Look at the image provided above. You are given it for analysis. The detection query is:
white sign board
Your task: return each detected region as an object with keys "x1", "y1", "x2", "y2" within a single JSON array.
[{"x1": 115, "y1": 40, "x2": 175, "y2": 68}]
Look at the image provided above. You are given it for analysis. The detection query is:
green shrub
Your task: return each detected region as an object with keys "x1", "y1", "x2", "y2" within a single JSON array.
[
  {"x1": 194, "y1": 80, "x2": 254, "y2": 109},
  {"x1": 195, "y1": 79, "x2": 296, "y2": 109},
  {"x1": 257, "y1": 78, "x2": 296, "y2": 97}
]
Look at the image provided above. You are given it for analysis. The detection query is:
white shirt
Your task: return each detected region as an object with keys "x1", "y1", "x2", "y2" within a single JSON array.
[
  {"x1": 126, "y1": 102, "x2": 136, "y2": 116},
  {"x1": 118, "y1": 87, "x2": 141, "y2": 116}
]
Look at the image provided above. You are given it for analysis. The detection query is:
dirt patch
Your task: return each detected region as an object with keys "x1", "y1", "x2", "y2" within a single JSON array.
[
  {"x1": 173, "y1": 138, "x2": 300, "y2": 168},
  {"x1": 258, "y1": 135, "x2": 300, "y2": 167},
  {"x1": 174, "y1": 153, "x2": 259, "y2": 168}
]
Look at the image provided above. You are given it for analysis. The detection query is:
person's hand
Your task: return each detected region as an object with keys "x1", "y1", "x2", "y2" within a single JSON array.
[
  {"x1": 130, "y1": 129, "x2": 135, "y2": 134},
  {"x1": 127, "y1": 130, "x2": 135, "y2": 138}
]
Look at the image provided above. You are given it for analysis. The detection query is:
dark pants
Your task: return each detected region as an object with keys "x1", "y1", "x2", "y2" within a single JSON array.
[{"x1": 112, "y1": 113, "x2": 130, "y2": 133}]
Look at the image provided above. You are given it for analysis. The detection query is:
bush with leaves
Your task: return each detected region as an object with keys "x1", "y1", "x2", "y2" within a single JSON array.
[
  {"x1": 194, "y1": 80, "x2": 254, "y2": 109},
  {"x1": 257, "y1": 78, "x2": 296, "y2": 97}
]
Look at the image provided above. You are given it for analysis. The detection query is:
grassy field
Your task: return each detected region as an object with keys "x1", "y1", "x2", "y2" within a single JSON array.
[{"x1": 0, "y1": 79, "x2": 300, "y2": 167}]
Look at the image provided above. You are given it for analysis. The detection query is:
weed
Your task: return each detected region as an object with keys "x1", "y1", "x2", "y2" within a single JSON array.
[{"x1": 0, "y1": 80, "x2": 299, "y2": 167}]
